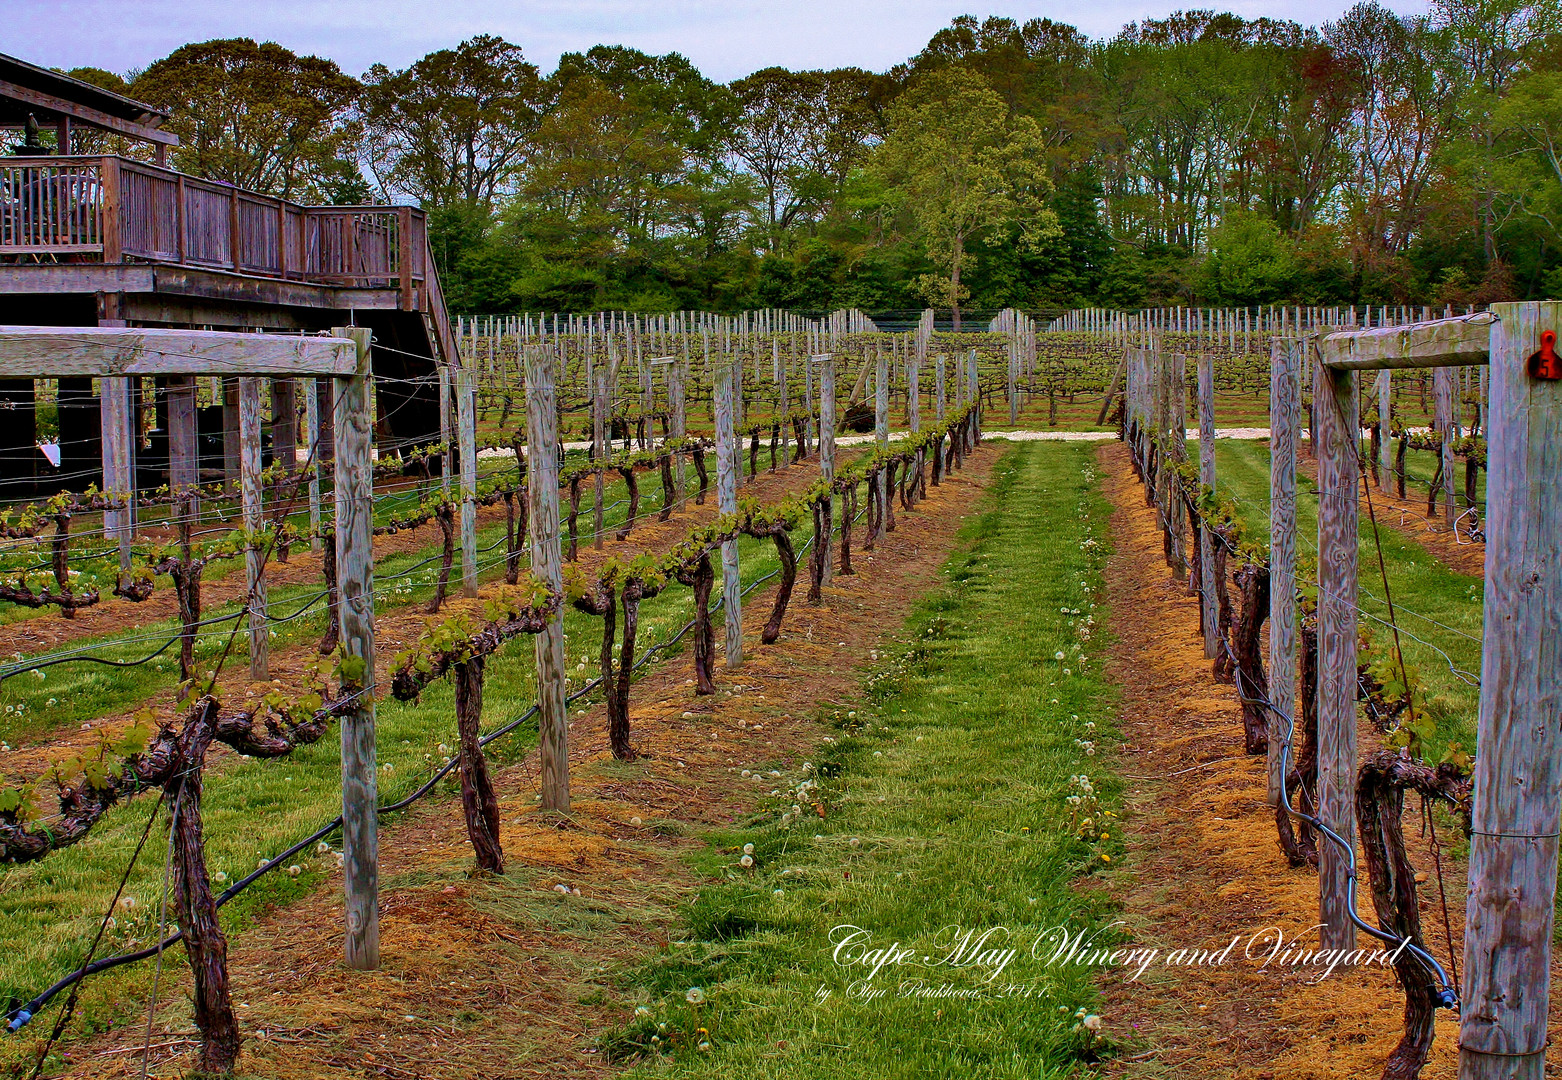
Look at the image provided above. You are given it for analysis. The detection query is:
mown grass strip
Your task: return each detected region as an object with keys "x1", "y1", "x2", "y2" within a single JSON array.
[{"x1": 607, "y1": 442, "x2": 1123, "y2": 1079}]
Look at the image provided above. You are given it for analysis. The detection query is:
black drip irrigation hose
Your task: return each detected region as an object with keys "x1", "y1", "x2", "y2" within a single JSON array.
[{"x1": 5, "y1": 507, "x2": 851, "y2": 1031}]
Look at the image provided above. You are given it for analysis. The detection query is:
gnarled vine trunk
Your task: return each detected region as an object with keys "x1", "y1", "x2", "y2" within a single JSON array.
[
  {"x1": 616, "y1": 466, "x2": 639, "y2": 541},
  {"x1": 428, "y1": 501, "x2": 455, "y2": 613},
  {"x1": 454, "y1": 656, "x2": 504, "y2": 872},
  {"x1": 1356, "y1": 751, "x2": 1469, "y2": 1080},
  {"x1": 168, "y1": 700, "x2": 242, "y2": 1075},
  {"x1": 1231, "y1": 563, "x2": 1270, "y2": 754}
]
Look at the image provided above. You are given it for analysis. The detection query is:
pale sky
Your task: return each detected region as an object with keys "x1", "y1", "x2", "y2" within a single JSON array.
[{"x1": 11, "y1": 0, "x2": 1435, "y2": 82}]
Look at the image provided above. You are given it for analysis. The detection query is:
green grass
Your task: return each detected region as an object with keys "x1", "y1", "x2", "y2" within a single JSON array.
[
  {"x1": 605, "y1": 442, "x2": 1123, "y2": 1079},
  {"x1": 1210, "y1": 439, "x2": 1483, "y2": 759}
]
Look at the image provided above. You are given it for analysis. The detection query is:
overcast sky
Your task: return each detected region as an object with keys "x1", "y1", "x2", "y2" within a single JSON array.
[{"x1": 12, "y1": 0, "x2": 1434, "y2": 82}]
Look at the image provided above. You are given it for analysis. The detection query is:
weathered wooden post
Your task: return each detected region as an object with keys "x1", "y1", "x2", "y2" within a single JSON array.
[
  {"x1": 1434, "y1": 366, "x2": 1457, "y2": 524},
  {"x1": 669, "y1": 355, "x2": 687, "y2": 509},
  {"x1": 593, "y1": 363, "x2": 607, "y2": 550},
  {"x1": 1460, "y1": 301, "x2": 1562, "y2": 1080},
  {"x1": 525, "y1": 345, "x2": 570, "y2": 812},
  {"x1": 1314, "y1": 344, "x2": 1358, "y2": 953},
  {"x1": 331, "y1": 326, "x2": 378, "y2": 970},
  {"x1": 1268, "y1": 336, "x2": 1298, "y2": 809},
  {"x1": 239, "y1": 376, "x2": 269, "y2": 681},
  {"x1": 100, "y1": 377, "x2": 134, "y2": 592},
  {"x1": 305, "y1": 378, "x2": 322, "y2": 551},
  {"x1": 817, "y1": 354, "x2": 836, "y2": 587},
  {"x1": 935, "y1": 351, "x2": 946, "y2": 424},
  {"x1": 1377, "y1": 369, "x2": 1393, "y2": 488},
  {"x1": 457, "y1": 363, "x2": 478, "y2": 597},
  {"x1": 168, "y1": 375, "x2": 200, "y2": 526},
  {"x1": 222, "y1": 376, "x2": 240, "y2": 491},
  {"x1": 271, "y1": 378, "x2": 297, "y2": 473},
  {"x1": 714, "y1": 362, "x2": 742, "y2": 668},
  {"x1": 436, "y1": 361, "x2": 452, "y2": 500},
  {"x1": 1196, "y1": 352, "x2": 1218, "y2": 657},
  {"x1": 875, "y1": 345, "x2": 889, "y2": 536}
]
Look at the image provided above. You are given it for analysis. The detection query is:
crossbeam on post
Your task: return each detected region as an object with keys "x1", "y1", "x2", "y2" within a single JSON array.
[
  {"x1": 1319, "y1": 315, "x2": 1490, "y2": 371},
  {"x1": 0, "y1": 326, "x2": 357, "y2": 376}
]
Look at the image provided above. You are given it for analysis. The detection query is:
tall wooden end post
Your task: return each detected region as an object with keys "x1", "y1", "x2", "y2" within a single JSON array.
[
  {"x1": 1460, "y1": 301, "x2": 1562, "y2": 1080},
  {"x1": 1315, "y1": 349, "x2": 1359, "y2": 953},
  {"x1": 714, "y1": 363, "x2": 742, "y2": 668},
  {"x1": 1268, "y1": 337, "x2": 1298, "y2": 809},
  {"x1": 525, "y1": 346, "x2": 570, "y2": 812},
  {"x1": 332, "y1": 326, "x2": 379, "y2": 970}
]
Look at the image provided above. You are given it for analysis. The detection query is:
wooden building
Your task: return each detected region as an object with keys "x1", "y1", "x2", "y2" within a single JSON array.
[{"x1": 0, "y1": 50, "x2": 455, "y2": 492}]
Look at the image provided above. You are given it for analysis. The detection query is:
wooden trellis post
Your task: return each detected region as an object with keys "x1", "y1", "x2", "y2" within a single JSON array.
[
  {"x1": 168, "y1": 375, "x2": 199, "y2": 526},
  {"x1": 1196, "y1": 353, "x2": 1217, "y2": 657},
  {"x1": 817, "y1": 354, "x2": 836, "y2": 586},
  {"x1": 524, "y1": 345, "x2": 570, "y2": 812},
  {"x1": 239, "y1": 376, "x2": 269, "y2": 681},
  {"x1": 668, "y1": 356, "x2": 687, "y2": 509},
  {"x1": 100, "y1": 377, "x2": 134, "y2": 592},
  {"x1": 330, "y1": 326, "x2": 378, "y2": 970},
  {"x1": 714, "y1": 363, "x2": 742, "y2": 668},
  {"x1": 935, "y1": 351, "x2": 946, "y2": 424},
  {"x1": 592, "y1": 364, "x2": 606, "y2": 550},
  {"x1": 1315, "y1": 341, "x2": 1359, "y2": 952},
  {"x1": 222, "y1": 376, "x2": 240, "y2": 491},
  {"x1": 1434, "y1": 366, "x2": 1457, "y2": 524},
  {"x1": 875, "y1": 345, "x2": 889, "y2": 536},
  {"x1": 1377, "y1": 369, "x2": 1393, "y2": 486},
  {"x1": 305, "y1": 379, "x2": 322, "y2": 551},
  {"x1": 1268, "y1": 337, "x2": 1298, "y2": 809},
  {"x1": 457, "y1": 363, "x2": 478, "y2": 597},
  {"x1": 438, "y1": 362, "x2": 452, "y2": 499},
  {"x1": 1460, "y1": 301, "x2": 1562, "y2": 1080}
]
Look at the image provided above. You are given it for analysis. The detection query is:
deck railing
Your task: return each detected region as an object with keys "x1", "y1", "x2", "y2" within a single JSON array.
[{"x1": 0, "y1": 155, "x2": 426, "y2": 300}]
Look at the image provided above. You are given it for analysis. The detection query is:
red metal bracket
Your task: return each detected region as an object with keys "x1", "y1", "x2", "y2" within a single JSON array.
[{"x1": 1529, "y1": 330, "x2": 1562, "y2": 380}]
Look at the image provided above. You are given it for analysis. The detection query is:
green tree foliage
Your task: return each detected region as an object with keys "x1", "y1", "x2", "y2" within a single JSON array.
[
  {"x1": 872, "y1": 67, "x2": 1057, "y2": 327},
  {"x1": 360, "y1": 35, "x2": 542, "y2": 209},
  {"x1": 111, "y1": 4, "x2": 1562, "y2": 310},
  {"x1": 132, "y1": 39, "x2": 361, "y2": 200}
]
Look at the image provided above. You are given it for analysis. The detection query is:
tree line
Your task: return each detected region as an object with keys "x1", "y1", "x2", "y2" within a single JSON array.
[{"x1": 49, "y1": 1, "x2": 1562, "y2": 317}]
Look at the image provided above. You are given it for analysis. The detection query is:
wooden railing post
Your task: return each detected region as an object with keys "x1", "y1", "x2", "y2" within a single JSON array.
[
  {"x1": 100, "y1": 157, "x2": 121, "y2": 263},
  {"x1": 1268, "y1": 337, "x2": 1298, "y2": 809},
  {"x1": 228, "y1": 187, "x2": 241, "y2": 270},
  {"x1": 714, "y1": 362, "x2": 742, "y2": 668},
  {"x1": 239, "y1": 377, "x2": 269, "y2": 681},
  {"x1": 1460, "y1": 300, "x2": 1562, "y2": 1080},
  {"x1": 1315, "y1": 349, "x2": 1358, "y2": 953},
  {"x1": 332, "y1": 326, "x2": 378, "y2": 970},
  {"x1": 524, "y1": 345, "x2": 570, "y2": 813}
]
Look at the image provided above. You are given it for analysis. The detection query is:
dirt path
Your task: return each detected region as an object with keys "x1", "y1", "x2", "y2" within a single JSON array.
[
  {"x1": 60, "y1": 447, "x2": 1001, "y2": 1079},
  {"x1": 1091, "y1": 440, "x2": 1561, "y2": 1079}
]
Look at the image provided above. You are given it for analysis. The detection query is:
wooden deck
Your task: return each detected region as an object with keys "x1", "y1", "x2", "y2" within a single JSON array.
[{"x1": 1, "y1": 155, "x2": 426, "y2": 299}]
